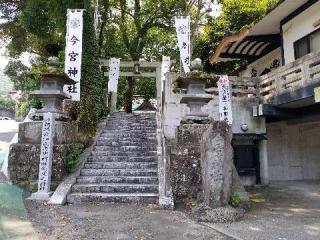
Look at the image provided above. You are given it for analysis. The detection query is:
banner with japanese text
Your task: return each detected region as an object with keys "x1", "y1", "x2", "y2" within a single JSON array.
[
  {"x1": 64, "y1": 9, "x2": 84, "y2": 101},
  {"x1": 161, "y1": 56, "x2": 170, "y2": 92},
  {"x1": 218, "y1": 75, "x2": 233, "y2": 125},
  {"x1": 108, "y1": 58, "x2": 120, "y2": 93},
  {"x1": 175, "y1": 16, "x2": 190, "y2": 73}
]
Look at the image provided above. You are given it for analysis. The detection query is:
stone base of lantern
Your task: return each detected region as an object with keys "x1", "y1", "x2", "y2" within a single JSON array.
[
  {"x1": 29, "y1": 191, "x2": 53, "y2": 201},
  {"x1": 29, "y1": 111, "x2": 70, "y2": 122},
  {"x1": 181, "y1": 116, "x2": 212, "y2": 124},
  {"x1": 18, "y1": 121, "x2": 77, "y2": 144}
]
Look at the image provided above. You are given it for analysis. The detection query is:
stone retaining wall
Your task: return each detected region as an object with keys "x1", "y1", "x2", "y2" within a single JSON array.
[{"x1": 8, "y1": 144, "x2": 73, "y2": 190}]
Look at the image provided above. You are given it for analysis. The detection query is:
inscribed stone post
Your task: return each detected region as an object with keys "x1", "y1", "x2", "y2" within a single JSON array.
[{"x1": 29, "y1": 112, "x2": 55, "y2": 200}]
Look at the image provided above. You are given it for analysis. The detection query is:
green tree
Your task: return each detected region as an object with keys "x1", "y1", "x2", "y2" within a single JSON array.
[
  {"x1": 4, "y1": 60, "x2": 30, "y2": 91},
  {"x1": 193, "y1": 0, "x2": 281, "y2": 74},
  {"x1": 0, "y1": 0, "x2": 106, "y2": 136}
]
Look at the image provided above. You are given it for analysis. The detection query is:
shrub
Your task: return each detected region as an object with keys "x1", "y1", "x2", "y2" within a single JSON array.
[
  {"x1": 65, "y1": 144, "x2": 83, "y2": 173},
  {"x1": 0, "y1": 97, "x2": 15, "y2": 111},
  {"x1": 229, "y1": 192, "x2": 241, "y2": 208}
]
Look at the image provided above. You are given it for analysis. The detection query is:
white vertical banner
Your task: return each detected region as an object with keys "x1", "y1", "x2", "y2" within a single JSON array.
[
  {"x1": 64, "y1": 9, "x2": 84, "y2": 101},
  {"x1": 94, "y1": 0, "x2": 100, "y2": 33},
  {"x1": 108, "y1": 58, "x2": 120, "y2": 93},
  {"x1": 218, "y1": 75, "x2": 233, "y2": 125},
  {"x1": 175, "y1": 16, "x2": 191, "y2": 73},
  {"x1": 161, "y1": 56, "x2": 170, "y2": 92}
]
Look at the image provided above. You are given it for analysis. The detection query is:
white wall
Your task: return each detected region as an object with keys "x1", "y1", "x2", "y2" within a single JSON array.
[
  {"x1": 239, "y1": 48, "x2": 281, "y2": 77},
  {"x1": 163, "y1": 73, "x2": 266, "y2": 139},
  {"x1": 267, "y1": 121, "x2": 320, "y2": 181},
  {"x1": 282, "y1": 1, "x2": 320, "y2": 64}
]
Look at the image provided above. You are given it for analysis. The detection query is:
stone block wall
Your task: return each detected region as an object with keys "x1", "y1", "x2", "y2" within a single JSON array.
[
  {"x1": 7, "y1": 121, "x2": 79, "y2": 190},
  {"x1": 8, "y1": 144, "x2": 73, "y2": 189},
  {"x1": 168, "y1": 124, "x2": 209, "y2": 204},
  {"x1": 163, "y1": 73, "x2": 266, "y2": 140},
  {"x1": 169, "y1": 121, "x2": 236, "y2": 209},
  {"x1": 200, "y1": 121, "x2": 233, "y2": 208}
]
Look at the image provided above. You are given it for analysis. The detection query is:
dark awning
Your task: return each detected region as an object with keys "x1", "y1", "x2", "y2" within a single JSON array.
[{"x1": 219, "y1": 34, "x2": 281, "y2": 63}]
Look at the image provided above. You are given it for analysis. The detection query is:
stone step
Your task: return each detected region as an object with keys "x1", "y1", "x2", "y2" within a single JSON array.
[
  {"x1": 106, "y1": 124, "x2": 156, "y2": 128},
  {"x1": 68, "y1": 112, "x2": 159, "y2": 204},
  {"x1": 91, "y1": 150, "x2": 157, "y2": 157},
  {"x1": 96, "y1": 140, "x2": 157, "y2": 147},
  {"x1": 84, "y1": 162, "x2": 157, "y2": 169},
  {"x1": 71, "y1": 183, "x2": 158, "y2": 193},
  {"x1": 80, "y1": 169, "x2": 158, "y2": 177},
  {"x1": 98, "y1": 136, "x2": 157, "y2": 141},
  {"x1": 105, "y1": 125, "x2": 156, "y2": 129},
  {"x1": 93, "y1": 146, "x2": 157, "y2": 151},
  {"x1": 76, "y1": 176, "x2": 158, "y2": 184},
  {"x1": 87, "y1": 156, "x2": 157, "y2": 162},
  {"x1": 67, "y1": 192, "x2": 159, "y2": 204},
  {"x1": 100, "y1": 133, "x2": 156, "y2": 137},
  {"x1": 102, "y1": 131, "x2": 156, "y2": 135},
  {"x1": 97, "y1": 138, "x2": 157, "y2": 143}
]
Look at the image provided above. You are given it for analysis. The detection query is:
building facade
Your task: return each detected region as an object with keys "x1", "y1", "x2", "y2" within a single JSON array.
[{"x1": 210, "y1": 0, "x2": 320, "y2": 185}]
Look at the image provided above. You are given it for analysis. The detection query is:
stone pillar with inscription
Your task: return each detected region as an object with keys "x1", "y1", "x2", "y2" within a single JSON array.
[{"x1": 29, "y1": 113, "x2": 55, "y2": 200}]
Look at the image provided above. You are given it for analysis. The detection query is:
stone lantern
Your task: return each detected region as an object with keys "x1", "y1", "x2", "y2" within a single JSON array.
[
  {"x1": 178, "y1": 77, "x2": 213, "y2": 119},
  {"x1": 7, "y1": 57, "x2": 79, "y2": 190},
  {"x1": 29, "y1": 57, "x2": 76, "y2": 121}
]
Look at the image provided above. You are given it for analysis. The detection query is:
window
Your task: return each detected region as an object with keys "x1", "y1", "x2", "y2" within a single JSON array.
[{"x1": 294, "y1": 28, "x2": 320, "y2": 59}]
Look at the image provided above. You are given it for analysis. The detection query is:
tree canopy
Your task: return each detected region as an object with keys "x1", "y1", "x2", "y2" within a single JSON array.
[{"x1": 0, "y1": 0, "x2": 282, "y2": 127}]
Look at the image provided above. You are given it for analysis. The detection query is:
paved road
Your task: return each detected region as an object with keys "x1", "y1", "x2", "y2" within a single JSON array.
[
  {"x1": 0, "y1": 184, "x2": 38, "y2": 240},
  {"x1": 0, "y1": 120, "x2": 18, "y2": 166},
  {"x1": 210, "y1": 181, "x2": 320, "y2": 240},
  {"x1": 26, "y1": 201, "x2": 233, "y2": 240}
]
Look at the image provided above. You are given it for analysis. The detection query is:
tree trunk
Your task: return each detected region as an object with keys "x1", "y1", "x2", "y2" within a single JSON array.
[{"x1": 124, "y1": 76, "x2": 135, "y2": 113}]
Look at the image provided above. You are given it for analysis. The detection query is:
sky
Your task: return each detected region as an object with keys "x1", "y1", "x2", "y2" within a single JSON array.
[
  {"x1": 0, "y1": 47, "x2": 30, "y2": 70},
  {"x1": 0, "y1": 48, "x2": 9, "y2": 70}
]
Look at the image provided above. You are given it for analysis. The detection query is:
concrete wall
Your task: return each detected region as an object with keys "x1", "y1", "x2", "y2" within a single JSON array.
[
  {"x1": 0, "y1": 107, "x2": 15, "y2": 119},
  {"x1": 163, "y1": 73, "x2": 266, "y2": 139},
  {"x1": 267, "y1": 121, "x2": 320, "y2": 181},
  {"x1": 282, "y1": 1, "x2": 320, "y2": 64}
]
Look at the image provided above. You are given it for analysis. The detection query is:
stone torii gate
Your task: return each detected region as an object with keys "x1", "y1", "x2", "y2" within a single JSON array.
[{"x1": 100, "y1": 60, "x2": 163, "y2": 111}]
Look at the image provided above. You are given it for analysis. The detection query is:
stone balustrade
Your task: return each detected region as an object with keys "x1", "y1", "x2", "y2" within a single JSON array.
[{"x1": 259, "y1": 51, "x2": 320, "y2": 104}]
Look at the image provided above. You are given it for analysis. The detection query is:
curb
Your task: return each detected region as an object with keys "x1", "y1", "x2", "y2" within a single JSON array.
[{"x1": 200, "y1": 223, "x2": 245, "y2": 240}]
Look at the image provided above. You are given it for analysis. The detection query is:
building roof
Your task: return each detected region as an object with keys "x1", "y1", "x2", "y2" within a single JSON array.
[{"x1": 210, "y1": 0, "x2": 313, "y2": 64}]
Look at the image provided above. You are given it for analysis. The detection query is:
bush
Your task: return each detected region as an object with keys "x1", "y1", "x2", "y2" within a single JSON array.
[
  {"x1": 65, "y1": 144, "x2": 83, "y2": 173},
  {"x1": 229, "y1": 192, "x2": 241, "y2": 208},
  {"x1": 0, "y1": 97, "x2": 15, "y2": 111}
]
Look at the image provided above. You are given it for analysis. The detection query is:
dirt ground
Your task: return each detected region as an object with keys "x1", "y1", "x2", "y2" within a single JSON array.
[
  {"x1": 210, "y1": 181, "x2": 320, "y2": 240},
  {"x1": 25, "y1": 200, "x2": 233, "y2": 240}
]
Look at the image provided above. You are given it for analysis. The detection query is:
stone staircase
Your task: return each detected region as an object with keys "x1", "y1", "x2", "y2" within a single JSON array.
[{"x1": 67, "y1": 112, "x2": 159, "y2": 204}]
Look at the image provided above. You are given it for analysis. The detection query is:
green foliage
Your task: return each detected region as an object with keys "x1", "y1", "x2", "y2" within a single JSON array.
[
  {"x1": 0, "y1": 97, "x2": 15, "y2": 111},
  {"x1": 1, "y1": 0, "x2": 107, "y2": 136},
  {"x1": 30, "y1": 182, "x2": 38, "y2": 193},
  {"x1": 77, "y1": 4, "x2": 106, "y2": 135},
  {"x1": 65, "y1": 144, "x2": 83, "y2": 174},
  {"x1": 194, "y1": 0, "x2": 282, "y2": 75},
  {"x1": 229, "y1": 192, "x2": 241, "y2": 208},
  {"x1": 4, "y1": 60, "x2": 30, "y2": 91},
  {"x1": 16, "y1": 98, "x2": 29, "y2": 118}
]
